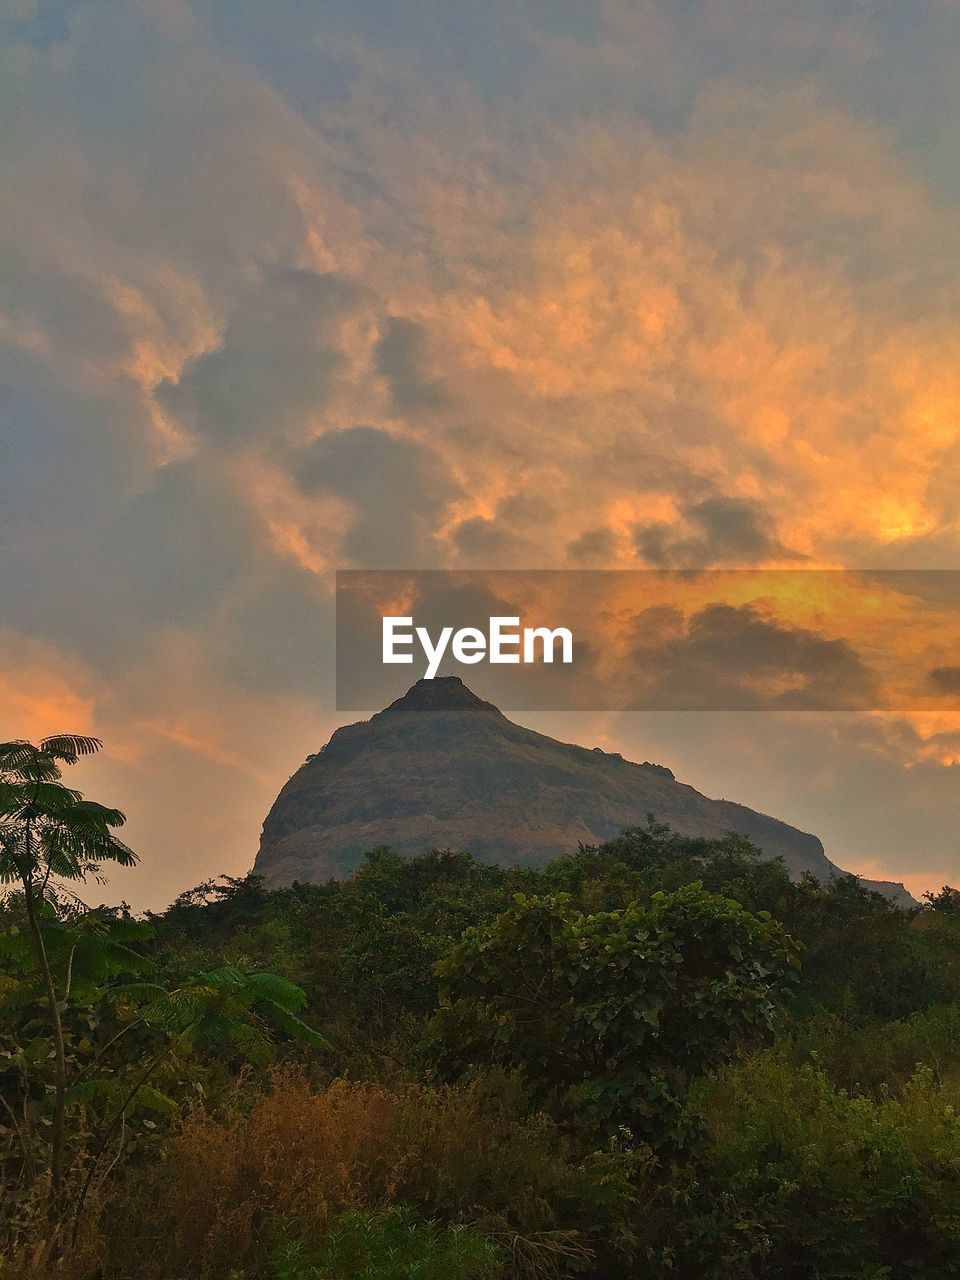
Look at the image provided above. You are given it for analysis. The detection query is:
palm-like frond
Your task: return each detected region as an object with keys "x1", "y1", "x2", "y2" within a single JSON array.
[
  {"x1": 5, "y1": 913, "x2": 155, "y2": 988},
  {"x1": 40, "y1": 735, "x2": 103, "y2": 763},
  {"x1": 0, "y1": 858, "x2": 25, "y2": 884},
  {"x1": 119, "y1": 967, "x2": 330, "y2": 1054},
  {"x1": 262, "y1": 1001, "x2": 332, "y2": 1050},
  {"x1": 0, "y1": 734, "x2": 136, "y2": 898},
  {"x1": 68, "y1": 1076, "x2": 177, "y2": 1118},
  {"x1": 110, "y1": 981, "x2": 168, "y2": 1003},
  {"x1": 0, "y1": 778, "x2": 19, "y2": 799},
  {"x1": 40, "y1": 826, "x2": 138, "y2": 876},
  {"x1": 75, "y1": 936, "x2": 154, "y2": 982},
  {"x1": 69, "y1": 800, "x2": 127, "y2": 828},
  {"x1": 246, "y1": 971, "x2": 309, "y2": 1012},
  {"x1": 0, "y1": 781, "x2": 84, "y2": 818},
  {"x1": 104, "y1": 918, "x2": 154, "y2": 944},
  {"x1": 35, "y1": 848, "x2": 77, "y2": 883},
  {"x1": 0, "y1": 741, "x2": 40, "y2": 770},
  {"x1": 0, "y1": 741, "x2": 62, "y2": 781},
  {"x1": 105, "y1": 840, "x2": 138, "y2": 867},
  {"x1": 0, "y1": 927, "x2": 34, "y2": 968},
  {"x1": 200, "y1": 965, "x2": 247, "y2": 988}
]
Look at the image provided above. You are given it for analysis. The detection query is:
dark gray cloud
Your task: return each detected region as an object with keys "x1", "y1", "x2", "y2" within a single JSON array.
[
  {"x1": 634, "y1": 496, "x2": 801, "y2": 568},
  {"x1": 0, "y1": 436, "x2": 261, "y2": 674},
  {"x1": 627, "y1": 602, "x2": 877, "y2": 709},
  {"x1": 107, "y1": 459, "x2": 262, "y2": 623},
  {"x1": 930, "y1": 667, "x2": 960, "y2": 696},
  {"x1": 496, "y1": 493, "x2": 557, "y2": 526},
  {"x1": 567, "y1": 526, "x2": 618, "y2": 565},
  {"x1": 295, "y1": 425, "x2": 460, "y2": 566},
  {"x1": 452, "y1": 517, "x2": 526, "y2": 561},
  {"x1": 375, "y1": 317, "x2": 450, "y2": 416},
  {"x1": 158, "y1": 269, "x2": 363, "y2": 446},
  {"x1": 210, "y1": 563, "x2": 336, "y2": 699},
  {"x1": 185, "y1": 1, "x2": 960, "y2": 215},
  {"x1": 688, "y1": 497, "x2": 790, "y2": 559},
  {"x1": 0, "y1": 346, "x2": 148, "y2": 534}
]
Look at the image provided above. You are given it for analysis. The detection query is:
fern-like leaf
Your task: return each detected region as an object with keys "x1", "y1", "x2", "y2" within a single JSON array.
[{"x1": 40, "y1": 735, "x2": 103, "y2": 763}]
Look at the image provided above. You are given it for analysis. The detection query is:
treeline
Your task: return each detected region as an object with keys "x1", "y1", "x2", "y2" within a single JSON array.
[{"x1": 3, "y1": 740, "x2": 960, "y2": 1277}]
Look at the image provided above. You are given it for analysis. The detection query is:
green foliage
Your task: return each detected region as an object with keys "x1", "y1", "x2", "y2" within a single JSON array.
[
  {"x1": 923, "y1": 884, "x2": 960, "y2": 914},
  {"x1": 268, "y1": 1208, "x2": 504, "y2": 1280},
  {"x1": 430, "y1": 884, "x2": 798, "y2": 1143},
  {"x1": 0, "y1": 905, "x2": 153, "y2": 992},
  {"x1": 778, "y1": 1003, "x2": 960, "y2": 1098},
  {"x1": 118, "y1": 964, "x2": 331, "y2": 1055},
  {"x1": 648, "y1": 1054, "x2": 960, "y2": 1278},
  {"x1": 0, "y1": 734, "x2": 142, "y2": 1224},
  {"x1": 0, "y1": 736, "x2": 135, "y2": 889},
  {"x1": 4, "y1": 799, "x2": 960, "y2": 1280},
  {"x1": 0, "y1": 748, "x2": 326, "y2": 1274}
]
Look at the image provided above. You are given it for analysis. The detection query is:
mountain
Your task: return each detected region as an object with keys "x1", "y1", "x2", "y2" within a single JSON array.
[{"x1": 254, "y1": 677, "x2": 913, "y2": 903}]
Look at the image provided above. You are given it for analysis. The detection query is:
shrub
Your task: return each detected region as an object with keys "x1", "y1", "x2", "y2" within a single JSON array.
[
  {"x1": 648, "y1": 1053, "x2": 960, "y2": 1278},
  {"x1": 431, "y1": 885, "x2": 798, "y2": 1145},
  {"x1": 97, "y1": 1070, "x2": 643, "y2": 1279},
  {"x1": 268, "y1": 1207, "x2": 503, "y2": 1279},
  {"x1": 780, "y1": 1003, "x2": 960, "y2": 1097}
]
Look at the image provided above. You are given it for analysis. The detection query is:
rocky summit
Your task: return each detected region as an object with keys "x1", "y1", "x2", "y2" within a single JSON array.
[{"x1": 254, "y1": 677, "x2": 912, "y2": 903}]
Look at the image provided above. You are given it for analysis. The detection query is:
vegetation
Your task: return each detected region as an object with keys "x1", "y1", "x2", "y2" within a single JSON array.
[
  {"x1": 2, "y1": 741, "x2": 960, "y2": 1277},
  {"x1": 432, "y1": 885, "x2": 798, "y2": 1145}
]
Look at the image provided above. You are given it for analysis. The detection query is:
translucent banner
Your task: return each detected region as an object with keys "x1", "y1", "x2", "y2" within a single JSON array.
[{"x1": 335, "y1": 569, "x2": 960, "y2": 712}]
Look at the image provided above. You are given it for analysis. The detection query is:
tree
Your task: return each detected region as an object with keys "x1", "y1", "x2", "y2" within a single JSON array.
[
  {"x1": 65, "y1": 963, "x2": 330, "y2": 1238},
  {"x1": 923, "y1": 885, "x2": 960, "y2": 915},
  {"x1": 431, "y1": 884, "x2": 799, "y2": 1145},
  {"x1": 0, "y1": 736, "x2": 333, "y2": 1259},
  {"x1": 0, "y1": 736, "x2": 135, "y2": 1204}
]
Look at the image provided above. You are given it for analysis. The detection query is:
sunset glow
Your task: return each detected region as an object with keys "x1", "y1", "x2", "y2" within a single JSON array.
[{"x1": 2, "y1": 1, "x2": 959, "y2": 907}]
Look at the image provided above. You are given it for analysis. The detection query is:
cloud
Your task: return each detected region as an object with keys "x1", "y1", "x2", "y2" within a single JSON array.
[
  {"x1": 209, "y1": 563, "x2": 336, "y2": 699},
  {"x1": 158, "y1": 269, "x2": 365, "y2": 447},
  {"x1": 295, "y1": 425, "x2": 461, "y2": 566},
  {"x1": 929, "y1": 667, "x2": 960, "y2": 695},
  {"x1": 634, "y1": 496, "x2": 801, "y2": 567},
  {"x1": 627, "y1": 602, "x2": 877, "y2": 709},
  {"x1": 4, "y1": 0, "x2": 960, "y2": 905},
  {"x1": 375, "y1": 317, "x2": 450, "y2": 416},
  {"x1": 601, "y1": 703, "x2": 960, "y2": 897},
  {"x1": 568, "y1": 526, "x2": 619, "y2": 565},
  {"x1": 452, "y1": 517, "x2": 531, "y2": 563}
]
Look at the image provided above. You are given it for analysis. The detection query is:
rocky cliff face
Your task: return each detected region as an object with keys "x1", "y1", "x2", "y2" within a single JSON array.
[{"x1": 254, "y1": 677, "x2": 912, "y2": 903}]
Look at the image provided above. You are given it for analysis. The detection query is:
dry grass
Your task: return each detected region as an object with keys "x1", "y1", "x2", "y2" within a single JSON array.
[{"x1": 5, "y1": 1070, "x2": 617, "y2": 1280}]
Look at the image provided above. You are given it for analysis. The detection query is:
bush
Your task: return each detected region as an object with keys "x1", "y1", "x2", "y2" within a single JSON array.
[
  {"x1": 96, "y1": 1070, "x2": 643, "y2": 1280},
  {"x1": 780, "y1": 1004, "x2": 960, "y2": 1097},
  {"x1": 431, "y1": 885, "x2": 798, "y2": 1145},
  {"x1": 268, "y1": 1208, "x2": 503, "y2": 1279},
  {"x1": 649, "y1": 1053, "x2": 960, "y2": 1278}
]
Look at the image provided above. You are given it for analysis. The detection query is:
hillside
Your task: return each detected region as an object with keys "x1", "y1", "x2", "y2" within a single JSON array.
[{"x1": 254, "y1": 677, "x2": 911, "y2": 902}]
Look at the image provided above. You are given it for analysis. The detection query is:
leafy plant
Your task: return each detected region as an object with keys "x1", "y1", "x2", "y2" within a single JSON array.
[
  {"x1": 649, "y1": 1054, "x2": 960, "y2": 1278},
  {"x1": 0, "y1": 735, "x2": 135, "y2": 1204},
  {"x1": 269, "y1": 1208, "x2": 504, "y2": 1280},
  {"x1": 431, "y1": 884, "x2": 799, "y2": 1143},
  {"x1": 0, "y1": 735, "x2": 332, "y2": 1265}
]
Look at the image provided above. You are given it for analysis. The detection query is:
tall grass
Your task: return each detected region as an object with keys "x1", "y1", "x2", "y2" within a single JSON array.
[{"x1": 16, "y1": 1070, "x2": 638, "y2": 1280}]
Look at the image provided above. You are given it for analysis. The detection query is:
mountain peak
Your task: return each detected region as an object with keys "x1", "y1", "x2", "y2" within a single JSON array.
[
  {"x1": 256, "y1": 681, "x2": 914, "y2": 907},
  {"x1": 381, "y1": 676, "x2": 492, "y2": 714}
]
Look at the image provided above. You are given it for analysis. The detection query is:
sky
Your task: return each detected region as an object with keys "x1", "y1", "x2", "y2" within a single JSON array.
[{"x1": 2, "y1": 0, "x2": 959, "y2": 910}]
